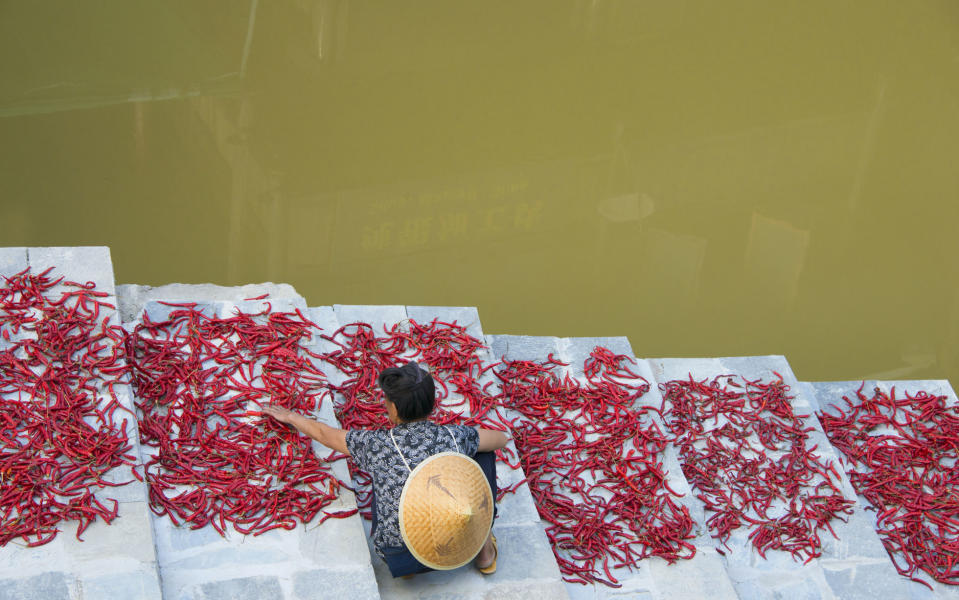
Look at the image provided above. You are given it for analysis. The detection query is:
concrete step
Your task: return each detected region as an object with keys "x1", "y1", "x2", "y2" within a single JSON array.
[
  {"x1": 486, "y1": 335, "x2": 739, "y2": 600},
  {"x1": 318, "y1": 305, "x2": 569, "y2": 600},
  {"x1": 116, "y1": 281, "x2": 306, "y2": 325},
  {"x1": 119, "y1": 288, "x2": 379, "y2": 600},
  {"x1": 647, "y1": 356, "x2": 913, "y2": 600},
  {"x1": 806, "y1": 379, "x2": 959, "y2": 600},
  {"x1": 0, "y1": 247, "x2": 163, "y2": 600},
  {"x1": 6, "y1": 245, "x2": 955, "y2": 599}
]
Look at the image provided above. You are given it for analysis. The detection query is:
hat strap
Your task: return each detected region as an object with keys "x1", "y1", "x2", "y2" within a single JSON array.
[{"x1": 389, "y1": 426, "x2": 460, "y2": 474}]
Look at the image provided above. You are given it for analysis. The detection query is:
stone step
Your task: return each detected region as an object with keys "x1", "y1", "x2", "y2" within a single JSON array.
[
  {"x1": 319, "y1": 305, "x2": 569, "y2": 600},
  {"x1": 6, "y1": 245, "x2": 956, "y2": 599},
  {"x1": 647, "y1": 356, "x2": 914, "y2": 600},
  {"x1": 119, "y1": 288, "x2": 379, "y2": 600},
  {"x1": 806, "y1": 379, "x2": 959, "y2": 600},
  {"x1": 116, "y1": 281, "x2": 306, "y2": 325},
  {"x1": 0, "y1": 247, "x2": 163, "y2": 600},
  {"x1": 485, "y1": 335, "x2": 739, "y2": 600}
]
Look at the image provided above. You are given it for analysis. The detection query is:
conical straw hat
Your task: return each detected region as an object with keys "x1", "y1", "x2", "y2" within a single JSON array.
[{"x1": 398, "y1": 452, "x2": 494, "y2": 570}]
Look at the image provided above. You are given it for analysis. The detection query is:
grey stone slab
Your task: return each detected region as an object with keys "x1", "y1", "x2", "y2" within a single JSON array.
[
  {"x1": 165, "y1": 518, "x2": 228, "y2": 552},
  {"x1": 96, "y1": 472, "x2": 149, "y2": 504},
  {"x1": 486, "y1": 335, "x2": 562, "y2": 362},
  {"x1": 645, "y1": 551, "x2": 738, "y2": 600},
  {"x1": 876, "y1": 378, "x2": 959, "y2": 405},
  {"x1": 369, "y1": 522, "x2": 566, "y2": 600},
  {"x1": 142, "y1": 300, "x2": 220, "y2": 323},
  {"x1": 0, "y1": 247, "x2": 28, "y2": 276},
  {"x1": 192, "y1": 575, "x2": 283, "y2": 600},
  {"x1": 292, "y1": 568, "x2": 379, "y2": 600},
  {"x1": 28, "y1": 246, "x2": 116, "y2": 293},
  {"x1": 648, "y1": 358, "x2": 873, "y2": 599},
  {"x1": 565, "y1": 337, "x2": 635, "y2": 378},
  {"x1": 63, "y1": 501, "x2": 158, "y2": 565},
  {"x1": 718, "y1": 355, "x2": 794, "y2": 383},
  {"x1": 807, "y1": 380, "x2": 872, "y2": 417},
  {"x1": 333, "y1": 305, "x2": 407, "y2": 334},
  {"x1": 0, "y1": 571, "x2": 73, "y2": 600},
  {"x1": 369, "y1": 553, "x2": 487, "y2": 600},
  {"x1": 297, "y1": 514, "x2": 374, "y2": 567},
  {"x1": 908, "y1": 580, "x2": 939, "y2": 600},
  {"x1": 231, "y1": 296, "x2": 307, "y2": 316},
  {"x1": 155, "y1": 479, "x2": 374, "y2": 595},
  {"x1": 821, "y1": 560, "x2": 914, "y2": 600},
  {"x1": 797, "y1": 382, "x2": 821, "y2": 413},
  {"x1": 646, "y1": 357, "x2": 727, "y2": 385},
  {"x1": 117, "y1": 283, "x2": 303, "y2": 325},
  {"x1": 82, "y1": 568, "x2": 163, "y2": 600},
  {"x1": 817, "y1": 502, "x2": 892, "y2": 562},
  {"x1": 405, "y1": 306, "x2": 485, "y2": 340},
  {"x1": 729, "y1": 575, "x2": 826, "y2": 600},
  {"x1": 307, "y1": 305, "x2": 339, "y2": 334},
  {"x1": 165, "y1": 546, "x2": 289, "y2": 571},
  {"x1": 489, "y1": 523, "x2": 565, "y2": 584},
  {"x1": 480, "y1": 581, "x2": 571, "y2": 600},
  {"x1": 607, "y1": 592, "x2": 653, "y2": 600},
  {"x1": 810, "y1": 379, "x2": 959, "y2": 599},
  {"x1": 564, "y1": 583, "x2": 608, "y2": 600},
  {"x1": 769, "y1": 578, "x2": 824, "y2": 600},
  {"x1": 487, "y1": 341, "x2": 724, "y2": 599},
  {"x1": 492, "y1": 483, "x2": 540, "y2": 528},
  {"x1": 306, "y1": 306, "x2": 345, "y2": 357}
]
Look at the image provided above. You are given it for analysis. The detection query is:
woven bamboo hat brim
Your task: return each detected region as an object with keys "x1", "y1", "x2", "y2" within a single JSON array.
[{"x1": 398, "y1": 452, "x2": 494, "y2": 570}]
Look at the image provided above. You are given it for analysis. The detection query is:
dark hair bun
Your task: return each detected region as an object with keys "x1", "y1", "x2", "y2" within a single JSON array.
[{"x1": 377, "y1": 362, "x2": 435, "y2": 421}]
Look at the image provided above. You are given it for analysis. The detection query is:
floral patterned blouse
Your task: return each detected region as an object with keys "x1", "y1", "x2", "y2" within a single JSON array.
[{"x1": 346, "y1": 420, "x2": 479, "y2": 557}]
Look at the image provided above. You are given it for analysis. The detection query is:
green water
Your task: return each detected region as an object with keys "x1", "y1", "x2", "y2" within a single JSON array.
[{"x1": 2, "y1": 1, "x2": 958, "y2": 386}]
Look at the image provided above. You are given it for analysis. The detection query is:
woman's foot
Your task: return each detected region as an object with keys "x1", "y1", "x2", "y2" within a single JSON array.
[{"x1": 475, "y1": 533, "x2": 497, "y2": 574}]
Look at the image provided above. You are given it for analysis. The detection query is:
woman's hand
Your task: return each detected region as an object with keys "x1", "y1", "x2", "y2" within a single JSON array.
[
  {"x1": 262, "y1": 405, "x2": 298, "y2": 425},
  {"x1": 260, "y1": 405, "x2": 351, "y2": 456}
]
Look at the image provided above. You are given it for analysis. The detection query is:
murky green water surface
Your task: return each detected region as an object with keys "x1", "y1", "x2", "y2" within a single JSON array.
[{"x1": 2, "y1": 1, "x2": 958, "y2": 385}]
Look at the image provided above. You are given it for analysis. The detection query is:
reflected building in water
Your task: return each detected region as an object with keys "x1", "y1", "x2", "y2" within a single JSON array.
[{"x1": 1, "y1": 1, "x2": 958, "y2": 386}]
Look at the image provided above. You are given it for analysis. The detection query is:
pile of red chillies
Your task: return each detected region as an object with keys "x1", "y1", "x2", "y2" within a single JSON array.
[
  {"x1": 125, "y1": 301, "x2": 347, "y2": 536},
  {"x1": 320, "y1": 319, "x2": 502, "y2": 515},
  {"x1": 322, "y1": 320, "x2": 695, "y2": 586},
  {"x1": 818, "y1": 384, "x2": 959, "y2": 588},
  {"x1": 660, "y1": 374, "x2": 854, "y2": 562},
  {"x1": 0, "y1": 267, "x2": 133, "y2": 547},
  {"x1": 490, "y1": 349, "x2": 696, "y2": 587}
]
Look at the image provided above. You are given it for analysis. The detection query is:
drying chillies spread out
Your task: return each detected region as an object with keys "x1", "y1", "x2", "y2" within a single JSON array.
[
  {"x1": 10, "y1": 270, "x2": 956, "y2": 591},
  {"x1": 660, "y1": 374, "x2": 855, "y2": 562},
  {"x1": 321, "y1": 319, "x2": 694, "y2": 586},
  {"x1": 125, "y1": 302, "x2": 346, "y2": 536},
  {"x1": 490, "y1": 349, "x2": 695, "y2": 586},
  {"x1": 0, "y1": 267, "x2": 133, "y2": 547},
  {"x1": 320, "y1": 319, "x2": 500, "y2": 516},
  {"x1": 818, "y1": 384, "x2": 959, "y2": 588}
]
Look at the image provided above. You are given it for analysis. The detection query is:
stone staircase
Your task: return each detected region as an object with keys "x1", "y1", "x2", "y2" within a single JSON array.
[
  {"x1": 0, "y1": 247, "x2": 163, "y2": 600},
  {"x1": 1, "y1": 246, "x2": 958, "y2": 599}
]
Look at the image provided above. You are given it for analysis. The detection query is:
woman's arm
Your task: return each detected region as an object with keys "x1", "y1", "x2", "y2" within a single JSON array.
[
  {"x1": 262, "y1": 406, "x2": 350, "y2": 456},
  {"x1": 476, "y1": 427, "x2": 509, "y2": 452}
]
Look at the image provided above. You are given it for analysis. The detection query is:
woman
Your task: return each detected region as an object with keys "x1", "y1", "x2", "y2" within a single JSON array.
[{"x1": 263, "y1": 361, "x2": 508, "y2": 577}]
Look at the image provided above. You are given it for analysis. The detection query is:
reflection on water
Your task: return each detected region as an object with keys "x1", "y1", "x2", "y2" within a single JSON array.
[{"x1": 1, "y1": 1, "x2": 958, "y2": 386}]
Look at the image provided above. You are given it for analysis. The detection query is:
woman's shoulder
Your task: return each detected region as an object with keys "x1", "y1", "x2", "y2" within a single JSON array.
[{"x1": 346, "y1": 427, "x2": 391, "y2": 445}]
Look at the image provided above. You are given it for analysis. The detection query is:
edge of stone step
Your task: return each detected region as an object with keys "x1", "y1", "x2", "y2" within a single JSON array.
[
  {"x1": 0, "y1": 246, "x2": 164, "y2": 600},
  {"x1": 116, "y1": 291, "x2": 379, "y2": 600},
  {"x1": 805, "y1": 379, "x2": 959, "y2": 599},
  {"x1": 647, "y1": 356, "x2": 920, "y2": 600},
  {"x1": 317, "y1": 306, "x2": 569, "y2": 600},
  {"x1": 486, "y1": 334, "x2": 740, "y2": 600},
  {"x1": 117, "y1": 282, "x2": 304, "y2": 325}
]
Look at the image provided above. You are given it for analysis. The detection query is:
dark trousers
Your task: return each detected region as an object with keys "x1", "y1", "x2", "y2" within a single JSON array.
[{"x1": 373, "y1": 451, "x2": 498, "y2": 577}]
